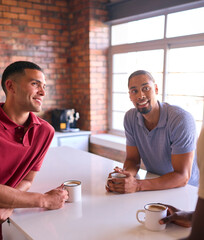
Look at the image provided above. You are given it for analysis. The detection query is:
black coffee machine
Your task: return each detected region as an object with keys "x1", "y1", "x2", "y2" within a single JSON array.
[{"x1": 51, "y1": 109, "x2": 80, "y2": 132}]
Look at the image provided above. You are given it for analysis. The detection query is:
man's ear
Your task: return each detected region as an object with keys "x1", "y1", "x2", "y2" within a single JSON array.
[
  {"x1": 5, "y1": 79, "x2": 16, "y2": 94},
  {"x1": 154, "y1": 83, "x2": 159, "y2": 95}
]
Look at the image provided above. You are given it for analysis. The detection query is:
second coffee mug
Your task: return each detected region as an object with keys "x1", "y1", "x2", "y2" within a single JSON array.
[{"x1": 136, "y1": 203, "x2": 167, "y2": 231}]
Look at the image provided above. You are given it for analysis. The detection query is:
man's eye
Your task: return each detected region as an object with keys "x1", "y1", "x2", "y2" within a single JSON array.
[
  {"x1": 130, "y1": 90, "x2": 137, "y2": 94},
  {"x1": 143, "y1": 87, "x2": 150, "y2": 91}
]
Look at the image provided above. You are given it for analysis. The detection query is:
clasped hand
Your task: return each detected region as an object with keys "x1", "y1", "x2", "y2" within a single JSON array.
[{"x1": 106, "y1": 167, "x2": 139, "y2": 193}]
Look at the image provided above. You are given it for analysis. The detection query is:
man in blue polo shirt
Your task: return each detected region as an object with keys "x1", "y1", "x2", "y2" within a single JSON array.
[{"x1": 107, "y1": 70, "x2": 198, "y2": 193}]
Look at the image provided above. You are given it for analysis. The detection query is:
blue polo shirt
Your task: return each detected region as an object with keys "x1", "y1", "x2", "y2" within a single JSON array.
[{"x1": 124, "y1": 101, "x2": 199, "y2": 186}]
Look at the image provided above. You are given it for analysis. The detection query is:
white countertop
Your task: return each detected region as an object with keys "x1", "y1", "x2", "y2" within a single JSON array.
[{"x1": 6, "y1": 147, "x2": 198, "y2": 240}]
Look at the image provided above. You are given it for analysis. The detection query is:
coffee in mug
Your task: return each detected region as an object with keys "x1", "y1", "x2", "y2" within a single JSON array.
[
  {"x1": 136, "y1": 203, "x2": 167, "y2": 231},
  {"x1": 63, "y1": 180, "x2": 81, "y2": 203}
]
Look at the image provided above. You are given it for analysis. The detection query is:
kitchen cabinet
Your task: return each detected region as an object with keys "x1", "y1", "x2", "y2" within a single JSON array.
[{"x1": 50, "y1": 131, "x2": 91, "y2": 151}]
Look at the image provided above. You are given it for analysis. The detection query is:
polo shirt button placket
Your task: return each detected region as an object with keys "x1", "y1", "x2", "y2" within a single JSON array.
[{"x1": 15, "y1": 126, "x2": 24, "y2": 143}]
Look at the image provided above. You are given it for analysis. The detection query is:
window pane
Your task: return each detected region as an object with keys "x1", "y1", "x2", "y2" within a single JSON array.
[
  {"x1": 111, "y1": 16, "x2": 164, "y2": 45},
  {"x1": 128, "y1": 50, "x2": 164, "y2": 73},
  {"x1": 166, "y1": 73, "x2": 204, "y2": 96},
  {"x1": 112, "y1": 93, "x2": 132, "y2": 112},
  {"x1": 113, "y1": 53, "x2": 128, "y2": 73},
  {"x1": 166, "y1": 46, "x2": 204, "y2": 132},
  {"x1": 112, "y1": 111, "x2": 125, "y2": 131},
  {"x1": 167, "y1": 7, "x2": 204, "y2": 38},
  {"x1": 111, "y1": 23, "x2": 128, "y2": 46},
  {"x1": 128, "y1": 16, "x2": 165, "y2": 43},
  {"x1": 168, "y1": 46, "x2": 204, "y2": 72},
  {"x1": 113, "y1": 74, "x2": 129, "y2": 93}
]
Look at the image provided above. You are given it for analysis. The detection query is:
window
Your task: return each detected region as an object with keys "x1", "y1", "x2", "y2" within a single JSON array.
[
  {"x1": 109, "y1": 3, "x2": 204, "y2": 135},
  {"x1": 111, "y1": 15, "x2": 165, "y2": 45}
]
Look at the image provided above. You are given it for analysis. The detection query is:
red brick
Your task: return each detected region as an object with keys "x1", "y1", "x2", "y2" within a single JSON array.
[
  {"x1": 42, "y1": 23, "x2": 56, "y2": 29},
  {"x1": 0, "y1": 18, "x2": 12, "y2": 25},
  {"x1": 27, "y1": 9, "x2": 41, "y2": 16},
  {"x1": 41, "y1": 35, "x2": 55, "y2": 41},
  {"x1": 55, "y1": 58, "x2": 67, "y2": 63},
  {"x1": 33, "y1": 4, "x2": 47, "y2": 10},
  {"x1": 48, "y1": 17, "x2": 61, "y2": 24},
  {"x1": 3, "y1": 25, "x2": 19, "y2": 32},
  {"x1": 56, "y1": 1, "x2": 67, "y2": 7},
  {"x1": 3, "y1": 12, "x2": 18, "y2": 19},
  {"x1": 47, "y1": 41, "x2": 59, "y2": 47},
  {"x1": 26, "y1": 34, "x2": 41, "y2": 40},
  {"x1": 2, "y1": 0, "x2": 17, "y2": 6},
  {"x1": 47, "y1": 6, "x2": 60, "y2": 12},
  {"x1": 48, "y1": 63, "x2": 62, "y2": 69},
  {"x1": 18, "y1": 2, "x2": 32, "y2": 8},
  {"x1": 33, "y1": 28, "x2": 47, "y2": 34},
  {"x1": 19, "y1": 14, "x2": 34, "y2": 21},
  {"x1": 47, "y1": 30, "x2": 60, "y2": 36},
  {"x1": 0, "y1": 5, "x2": 10, "y2": 11},
  {"x1": 10, "y1": 6, "x2": 25, "y2": 13},
  {"x1": 27, "y1": 21, "x2": 42, "y2": 28}
]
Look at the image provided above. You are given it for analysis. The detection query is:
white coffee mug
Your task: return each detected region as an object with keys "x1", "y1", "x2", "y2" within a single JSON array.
[
  {"x1": 63, "y1": 180, "x2": 82, "y2": 203},
  {"x1": 136, "y1": 203, "x2": 167, "y2": 231}
]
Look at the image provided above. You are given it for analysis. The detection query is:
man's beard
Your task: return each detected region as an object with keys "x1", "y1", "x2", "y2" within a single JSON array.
[{"x1": 138, "y1": 105, "x2": 152, "y2": 114}]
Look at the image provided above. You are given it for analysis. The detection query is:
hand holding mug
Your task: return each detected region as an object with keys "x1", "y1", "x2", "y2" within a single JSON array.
[
  {"x1": 159, "y1": 203, "x2": 193, "y2": 228},
  {"x1": 106, "y1": 168, "x2": 139, "y2": 193},
  {"x1": 136, "y1": 203, "x2": 167, "y2": 231}
]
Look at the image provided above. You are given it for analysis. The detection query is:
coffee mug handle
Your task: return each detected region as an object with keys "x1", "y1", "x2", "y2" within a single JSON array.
[{"x1": 136, "y1": 209, "x2": 145, "y2": 224}]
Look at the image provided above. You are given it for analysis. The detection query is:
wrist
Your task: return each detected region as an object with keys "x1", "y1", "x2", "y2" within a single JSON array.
[
  {"x1": 135, "y1": 179, "x2": 142, "y2": 192},
  {"x1": 39, "y1": 193, "x2": 47, "y2": 208}
]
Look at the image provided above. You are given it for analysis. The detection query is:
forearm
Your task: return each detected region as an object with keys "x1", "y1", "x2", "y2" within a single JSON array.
[
  {"x1": 0, "y1": 184, "x2": 44, "y2": 209},
  {"x1": 137, "y1": 171, "x2": 189, "y2": 191},
  {"x1": 124, "y1": 158, "x2": 140, "y2": 176},
  {"x1": 15, "y1": 179, "x2": 32, "y2": 192}
]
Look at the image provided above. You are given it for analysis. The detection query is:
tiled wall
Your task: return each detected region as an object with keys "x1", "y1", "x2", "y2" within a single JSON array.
[{"x1": 0, "y1": 0, "x2": 109, "y2": 133}]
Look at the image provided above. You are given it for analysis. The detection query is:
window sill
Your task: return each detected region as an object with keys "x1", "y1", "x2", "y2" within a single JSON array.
[{"x1": 90, "y1": 134, "x2": 126, "y2": 151}]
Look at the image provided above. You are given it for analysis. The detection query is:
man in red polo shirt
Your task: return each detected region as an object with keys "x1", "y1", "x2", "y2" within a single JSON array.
[{"x1": 0, "y1": 61, "x2": 68, "y2": 239}]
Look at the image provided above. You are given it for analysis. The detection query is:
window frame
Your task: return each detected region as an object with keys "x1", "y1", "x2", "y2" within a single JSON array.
[{"x1": 108, "y1": 1, "x2": 204, "y2": 136}]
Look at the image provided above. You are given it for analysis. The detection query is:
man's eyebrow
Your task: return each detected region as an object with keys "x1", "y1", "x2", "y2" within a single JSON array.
[
  {"x1": 129, "y1": 82, "x2": 149, "y2": 90},
  {"x1": 141, "y1": 82, "x2": 149, "y2": 86},
  {"x1": 30, "y1": 79, "x2": 46, "y2": 85}
]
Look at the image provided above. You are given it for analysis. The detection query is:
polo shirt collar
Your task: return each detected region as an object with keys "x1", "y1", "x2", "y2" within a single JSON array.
[
  {"x1": 0, "y1": 103, "x2": 41, "y2": 130},
  {"x1": 137, "y1": 101, "x2": 168, "y2": 129}
]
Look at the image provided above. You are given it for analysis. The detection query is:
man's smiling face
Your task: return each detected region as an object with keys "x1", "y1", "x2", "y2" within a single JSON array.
[
  {"x1": 128, "y1": 74, "x2": 158, "y2": 115},
  {"x1": 13, "y1": 69, "x2": 46, "y2": 113}
]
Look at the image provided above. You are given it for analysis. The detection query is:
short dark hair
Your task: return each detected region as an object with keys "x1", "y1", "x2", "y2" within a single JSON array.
[
  {"x1": 1, "y1": 61, "x2": 43, "y2": 94},
  {"x1": 128, "y1": 70, "x2": 155, "y2": 86}
]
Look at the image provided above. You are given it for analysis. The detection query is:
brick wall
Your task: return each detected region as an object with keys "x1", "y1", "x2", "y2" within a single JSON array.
[
  {"x1": 68, "y1": 0, "x2": 109, "y2": 132},
  {"x1": 0, "y1": 0, "x2": 109, "y2": 133}
]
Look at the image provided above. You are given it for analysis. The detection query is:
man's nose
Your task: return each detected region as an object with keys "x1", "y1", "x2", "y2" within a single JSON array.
[
  {"x1": 138, "y1": 90, "x2": 145, "y2": 99},
  {"x1": 38, "y1": 86, "x2": 46, "y2": 96}
]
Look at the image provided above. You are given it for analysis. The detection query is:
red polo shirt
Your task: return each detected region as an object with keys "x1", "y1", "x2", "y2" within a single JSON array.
[{"x1": 0, "y1": 103, "x2": 54, "y2": 188}]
